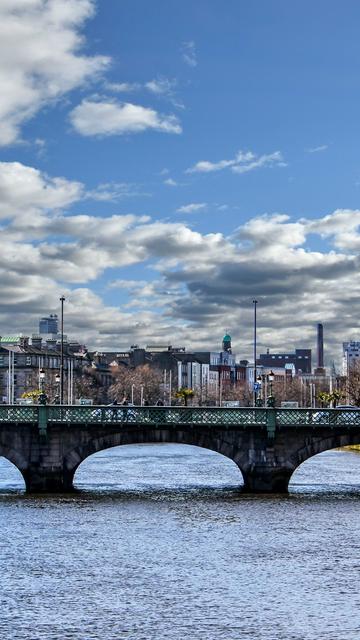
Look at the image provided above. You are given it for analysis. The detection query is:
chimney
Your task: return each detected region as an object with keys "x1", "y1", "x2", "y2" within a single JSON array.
[
  {"x1": 31, "y1": 335, "x2": 42, "y2": 349},
  {"x1": 317, "y1": 323, "x2": 324, "y2": 368},
  {"x1": 19, "y1": 336, "x2": 29, "y2": 349}
]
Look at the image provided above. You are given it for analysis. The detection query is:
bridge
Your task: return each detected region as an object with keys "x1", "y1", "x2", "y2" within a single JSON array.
[{"x1": 1, "y1": 404, "x2": 360, "y2": 493}]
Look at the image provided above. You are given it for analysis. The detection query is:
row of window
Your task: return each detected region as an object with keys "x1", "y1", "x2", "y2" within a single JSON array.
[
  {"x1": 0, "y1": 356, "x2": 62, "y2": 367},
  {"x1": 269, "y1": 355, "x2": 309, "y2": 360}
]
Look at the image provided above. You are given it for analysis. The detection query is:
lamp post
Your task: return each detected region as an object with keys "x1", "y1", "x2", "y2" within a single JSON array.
[
  {"x1": 140, "y1": 385, "x2": 144, "y2": 406},
  {"x1": 256, "y1": 375, "x2": 263, "y2": 406},
  {"x1": 267, "y1": 370, "x2": 275, "y2": 407},
  {"x1": 131, "y1": 384, "x2": 134, "y2": 405},
  {"x1": 38, "y1": 368, "x2": 47, "y2": 405},
  {"x1": 55, "y1": 371, "x2": 60, "y2": 404},
  {"x1": 253, "y1": 299, "x2": 258, "y2": 406},
  {"x1": 59, "y1": 295, "x2": 65, "y2": 405}
]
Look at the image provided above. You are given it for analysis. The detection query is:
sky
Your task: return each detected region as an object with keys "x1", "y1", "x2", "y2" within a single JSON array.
[{"x1": 1, "y1": 0, "x2": 360, "y2": 366}]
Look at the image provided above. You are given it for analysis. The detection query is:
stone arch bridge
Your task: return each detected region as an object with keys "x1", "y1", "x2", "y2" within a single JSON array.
[{"x1": 1, "y1": 405, "x2": 360, "y2": 493}]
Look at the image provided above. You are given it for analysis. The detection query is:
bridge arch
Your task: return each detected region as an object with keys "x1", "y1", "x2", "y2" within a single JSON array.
[
  {"x1": 63, "y1": 428, "x2": 246, "y2": 491},
  {"x1": 0, "y1": 445, "x2": 28, "y2": 490},
  {"x1": 287, "y1": 432, "x2": 360, "y2": 490}
]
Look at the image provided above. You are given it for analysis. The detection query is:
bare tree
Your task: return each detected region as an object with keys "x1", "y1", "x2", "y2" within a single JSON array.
[
  {"x1": 109, "y1": 365, "x2": 163, "y2": 404},
  {"x1": 74, "y1": 367, "x2": 106, "y2": 404},
  {"x1": 347, "y1": 361, "x2": 360, "y2": 406}
]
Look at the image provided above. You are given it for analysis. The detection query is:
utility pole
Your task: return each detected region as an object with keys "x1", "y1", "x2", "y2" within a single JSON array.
[
  {"x1": 253, "y1": 299, "x2": 258, "y2": 406},
  {"x1": 60, "y1": 295, "x2": 65, "y2": 404}
]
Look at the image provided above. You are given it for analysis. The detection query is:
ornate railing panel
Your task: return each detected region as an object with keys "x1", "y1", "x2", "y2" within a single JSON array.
[
  {"x1": 46, "y1": 406, "x2": 268, "y2": 427},
  {"x1": 0, "y1": 405, "x2": 38, "y2": 423},
  {"x1": 275, "y1": 408, "x2": 360, "y2": 427}
]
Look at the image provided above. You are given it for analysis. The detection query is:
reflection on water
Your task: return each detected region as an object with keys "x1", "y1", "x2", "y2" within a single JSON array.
[{"x1": 1, "y1": 445, "x2": 360, "y2": 639}]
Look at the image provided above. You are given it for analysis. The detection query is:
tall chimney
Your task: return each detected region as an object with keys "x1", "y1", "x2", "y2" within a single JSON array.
[{"x1": 317, "y1": 323, "x2": 324, "y2": 368}]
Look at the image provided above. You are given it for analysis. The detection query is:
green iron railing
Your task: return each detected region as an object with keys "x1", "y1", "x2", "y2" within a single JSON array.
[{"x1": 1, "y1": 406, "x2": 360, "y2": 438}]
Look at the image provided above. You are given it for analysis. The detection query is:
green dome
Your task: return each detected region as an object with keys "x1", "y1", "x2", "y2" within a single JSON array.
[{"x1": 223, "y1": 334, "x2": 231, "y2": 342}]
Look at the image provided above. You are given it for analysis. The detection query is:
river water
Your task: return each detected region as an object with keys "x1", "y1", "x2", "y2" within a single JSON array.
[{"x1": 1, "y1": 445, "x2": 360, "y2": 639}]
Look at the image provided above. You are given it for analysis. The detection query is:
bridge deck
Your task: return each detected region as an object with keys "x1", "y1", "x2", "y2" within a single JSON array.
[{"x1": 1, "y1": 405, "x2": 360, "y2": 428}]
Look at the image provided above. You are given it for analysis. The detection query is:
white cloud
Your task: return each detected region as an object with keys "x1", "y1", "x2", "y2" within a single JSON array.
[
  {"x1": 70, "y1": 99, "x2": 182, "y2": 136},
  {"x1": 85, "y1": 182, "x2": 149, "y2": 202},
  {"x1": 187, "y1": 150, "x2": 286, "y2": 174},
  {"x1": 145, "y1": 77, "x2": 176, "y2": 96},
  {"x1": 306, "y1": 145, "x2": 329, "y2": 153},
  {"x1": 0, "y1": 161, "x2": 83, "y2": 221},
  {"x1": 0, "y1": 0, "x2": 109, "y2": 146},
  {"x1": 164, "y1": 178, "x2": 178, "y2": 187},
  {"x1": 181, "y1": 41, "x2": 197, "y2": 67},
  {"x1": 2, "y1": 160, "x2": 360, "y2": 361},
  {"x1": 176, "y1": 203, "x2": 207, "y2": 213},
  {"x1": 104, "y1": 82, "x2": 141, "y2": 93}
]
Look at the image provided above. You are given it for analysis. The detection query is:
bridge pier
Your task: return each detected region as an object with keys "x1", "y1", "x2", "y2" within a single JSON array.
[
  {"x1": 242, "y1": 466, "x2": 293, "y2": 493},
  {"x1": 23, "y1": 468, "x2": 75, "y2": 493}
]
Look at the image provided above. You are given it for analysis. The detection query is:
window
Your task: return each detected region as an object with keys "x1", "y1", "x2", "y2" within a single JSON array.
[{"x1": 26, "y1": 356, "x2": 31, "y2": 366}]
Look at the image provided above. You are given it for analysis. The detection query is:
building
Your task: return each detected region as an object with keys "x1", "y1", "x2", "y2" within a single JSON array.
[
  {"x1": 342, "y1": 341, "x2": 360, "y2": 375},
  {"x1": 39, "y1": 314, "x2": 59, "y2": 335},
  {"x1": 257, "y1": 348, "x2": 312, "y2": 374},
  {"x1": 0, "y1": 335, "x2": 86, "y2": 403}
]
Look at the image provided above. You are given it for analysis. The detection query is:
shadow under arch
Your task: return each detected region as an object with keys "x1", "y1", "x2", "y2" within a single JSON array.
[
  {"x1": 287, "y1": 433, "x2": 360, "y2": 491},
  {"x1": 65, "y1": 432, "x2": 245, "y2": 493},
  {"x1": 0, "y1": 446, "x2": 28, "y2": 491}
]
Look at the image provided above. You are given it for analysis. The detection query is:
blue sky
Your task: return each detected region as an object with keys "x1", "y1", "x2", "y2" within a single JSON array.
[{"x1": 2, "y1": 0, "x2": 360, "y2": 364}]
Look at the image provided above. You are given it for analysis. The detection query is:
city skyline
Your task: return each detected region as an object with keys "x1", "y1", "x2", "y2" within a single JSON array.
[{"x1": 2, "y1": 1, "x2": 360, "y2": 361}]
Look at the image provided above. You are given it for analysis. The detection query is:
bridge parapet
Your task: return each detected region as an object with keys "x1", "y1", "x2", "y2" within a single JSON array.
[{"x1": 1, "y1": 405, "x2": 360, "y2": 429}]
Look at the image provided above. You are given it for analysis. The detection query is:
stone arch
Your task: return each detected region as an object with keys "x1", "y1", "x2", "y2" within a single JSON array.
[
  {"x1": 64, "y1": 428, "x2": 245, "y2": 491},
  {"x1": 287, "y1": 431, "x2": 360, "y2": 488},
  {"x1": 0, "y1": 445, "x2": 28, "y2": 489}
]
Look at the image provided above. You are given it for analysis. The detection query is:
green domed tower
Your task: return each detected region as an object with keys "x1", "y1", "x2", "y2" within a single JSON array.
[{"x1": 222, "y1": 332, "x2": 232, "y2": 353}]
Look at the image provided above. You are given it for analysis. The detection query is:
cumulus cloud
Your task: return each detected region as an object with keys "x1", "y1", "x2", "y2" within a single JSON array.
[
  {"x1": 70, "y1": 99, "x2": 182, "y2": 136},
  {"x1": 164, "y1": 178, "x2": 178, "y2": 187},
  {"x1": 0, "y1": 0, "x2": 109, "y2": 145},
  {"x1": 0, "y1": 161, "x2": 83, "y2": 221},
  {"x1": 186, "y1": 150, "x2": 286, "y2": 174},
  {"x1": 176, "y1": 203, "x2": 207, "y2": 213},
  {"x1": 1, "y1": 160, "x2": 360, "y2": 361}
]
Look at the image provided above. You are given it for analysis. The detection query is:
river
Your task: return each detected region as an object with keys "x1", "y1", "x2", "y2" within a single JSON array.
[{"x1": 1, "y1": 445, "x2": 360, "y2": 639}]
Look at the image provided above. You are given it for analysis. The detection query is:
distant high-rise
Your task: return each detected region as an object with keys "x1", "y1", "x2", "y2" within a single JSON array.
[
  {"x1": 342, "y1": 341, "x2": 360, "y2": 376},
  {"x1": 39, "y1": 314, "x2": 58, "y2": 335}
]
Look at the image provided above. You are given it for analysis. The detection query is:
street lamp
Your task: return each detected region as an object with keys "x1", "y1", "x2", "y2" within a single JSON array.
[
  {"x1": 38, "y1": 368, "x2": 47, "y2": 405},
  {"x1": 55, "y1": 371, "x2": 60, "y2": 404},
  {"x1": 255, "y1": 375, "x2": 263, "y2": 406},
  {"x1": 267, "y1": 370, "x2": 275, "y2": 408}
]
